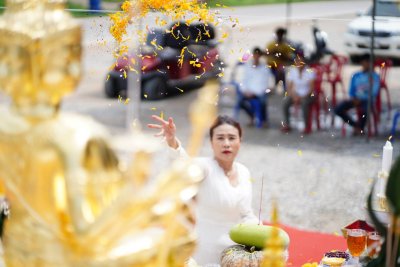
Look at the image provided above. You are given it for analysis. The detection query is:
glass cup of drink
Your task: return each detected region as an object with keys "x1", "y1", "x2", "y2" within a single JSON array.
[
  {"x1": 347, "y1": 229, "x2": 367, "y2": 265},
  {"x1": 367, "y1": 231, "x2": 381, "y2": 258}
]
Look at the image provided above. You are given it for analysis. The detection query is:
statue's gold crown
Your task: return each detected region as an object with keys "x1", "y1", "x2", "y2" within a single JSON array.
[{"x1": 0, "y1": 0, "x2": 81, "y2": 116}]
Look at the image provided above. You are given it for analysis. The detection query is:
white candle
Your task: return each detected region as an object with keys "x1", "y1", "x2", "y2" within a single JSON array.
[
  {"x1": 382, "y1": 141, "x2": 393, "y2": 174},
  {"x1": 377, "y1": 171, "x2": 387, "y2": 197}
]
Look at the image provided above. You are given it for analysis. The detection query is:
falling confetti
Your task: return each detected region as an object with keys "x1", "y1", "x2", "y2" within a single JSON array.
[
  {"x1": 190, "y1": 60, "x2": 202, "y2": 68},
  {"x1": 195, "y1": 68, "x2": 206, "y2": 79},
  {"x1": 177, "y1": 47, "x2": 187, "y2": 68},
  {"x1": 241, "y1": 50, "x2": 251, "y2": 62},
  {"x1": 150, "y1": 38, "x2": 163, "y2": 50},
  {"x1": 298, "y1": 150, "x2": 303, "y2": 156},
  {"x1": 218, "y1": 32, "x2": 229, "y2": 42},
  {"x1": 175, "y1": 87, "x2": 184, "y2": 93},
  {"x1": 373, "y1": 154, "x2": 380, "y2": 158},
  {"x1": 108, "y1": 0, "x2": 236, "y2": 84},
  {"x1": 160, "y1": 111, "x2": 164, "y2": 119},
  {"x1": 110, "y1": 0, "x2": 218, "y2": 46},
  {"x1": 301, "y1": 262, "x2": 318, "y2": 267},
  {"x1": 146, "y1": 25, "x2": 154, "y2": 34}
]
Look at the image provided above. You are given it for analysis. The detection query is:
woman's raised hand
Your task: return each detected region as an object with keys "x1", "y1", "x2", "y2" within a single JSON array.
[{"x1": 147, "y1": 115, "x2": 178, "y2": 149}]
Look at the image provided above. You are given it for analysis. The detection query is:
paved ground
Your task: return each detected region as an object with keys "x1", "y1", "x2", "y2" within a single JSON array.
[
  {"x1": 2, "y1": 0, "x2": 400, "y2": 236},
  {"x1": 121, "y1": 84, "x2": 400, "y2": 235},
  {"x1": 65, "y1": 1, "x2": 400, "y2": 234}
]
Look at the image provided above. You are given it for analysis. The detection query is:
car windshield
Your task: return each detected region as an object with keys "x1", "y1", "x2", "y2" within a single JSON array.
[{"x1": 366, "y1": 1, "x2": 400, "y2": 17}]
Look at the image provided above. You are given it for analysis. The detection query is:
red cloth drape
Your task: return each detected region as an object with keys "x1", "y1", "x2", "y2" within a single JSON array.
[{"x1": 264, "y1": 222, "x2": 347, "y2": 267}]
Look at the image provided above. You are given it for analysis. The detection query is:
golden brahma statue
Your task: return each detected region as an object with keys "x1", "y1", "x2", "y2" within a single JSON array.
[{"x1": 0, "y1": 0, "x2": 217, "y2": 266}]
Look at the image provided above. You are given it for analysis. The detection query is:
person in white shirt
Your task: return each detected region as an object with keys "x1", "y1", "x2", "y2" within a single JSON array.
[
  {"x1": 281, "y1": 51, "x2": 316, "y2": 133},
  {"x1": 239, "y1": 47, "x2": 272, "y2": 126},
  {"x1": 147, "y1": 115, "x2": 258, "y2": 266}
]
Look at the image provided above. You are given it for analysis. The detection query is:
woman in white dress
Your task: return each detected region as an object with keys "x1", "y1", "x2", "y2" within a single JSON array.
[{"x1": 148, "y1": 115, "x2": 258, "y2": 265}]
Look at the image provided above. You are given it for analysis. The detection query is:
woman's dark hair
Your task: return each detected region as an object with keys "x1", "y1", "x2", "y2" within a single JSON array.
[{"x1": 209, "y1": 115, "x2": 242, "y2": 139}]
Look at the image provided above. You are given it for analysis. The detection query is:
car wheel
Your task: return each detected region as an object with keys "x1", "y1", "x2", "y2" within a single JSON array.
[
  {"x1": 105, "y1": 72, "x2": 128, "y2": 98},
  {"x1": 142, "y1": 76, "x2": 167, "y2": 100},
  {"x1": 105, "y1": 78, "x2": 119, "y2": 98}
]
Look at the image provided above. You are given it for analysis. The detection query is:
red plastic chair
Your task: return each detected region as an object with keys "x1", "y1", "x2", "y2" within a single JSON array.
[
  {"x1": 304, "y1": 64, "x2": 328, "y2": 133},
  {"x1": 374, "y1": 58, "x2": 392, "y2": 123},
  {"x1": 324, "y1": 55, "x2": 349, "y2": 126}
]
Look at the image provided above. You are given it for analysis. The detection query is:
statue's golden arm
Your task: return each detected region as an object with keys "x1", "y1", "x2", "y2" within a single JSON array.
[
  {"x1": 59, "y1": 139, "x2": 199, "y2": 261},
  {"x1": 78, "y1": 171, "x2": 197, "y2": 248},
  {"x1": 0, "y1": 133, "x2": 199, "y2": 264}
]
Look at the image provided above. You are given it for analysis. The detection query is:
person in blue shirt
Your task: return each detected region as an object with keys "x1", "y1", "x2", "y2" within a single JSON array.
[{"x1": 334, "y1": 54, "x2": 380, "y2": 135}]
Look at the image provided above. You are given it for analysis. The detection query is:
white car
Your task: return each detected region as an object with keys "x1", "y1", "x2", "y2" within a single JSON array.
[{"x1": 344, "y1": 0, "x2": 400, "y2": 62}]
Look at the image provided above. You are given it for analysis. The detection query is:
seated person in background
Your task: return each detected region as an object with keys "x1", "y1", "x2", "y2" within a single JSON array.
[
  {"x1": 238, "y1": 47, "x2": 272, "y2": 126},
  {"x1": 334, "y1": 53, "x2": 380, "y2": 135},
  {"x1": 265, "y1": 27, "x2": 294, "y2": 92},
  {"x1": 281, "y1": 51, "x2": 316, "y2": 133}
]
